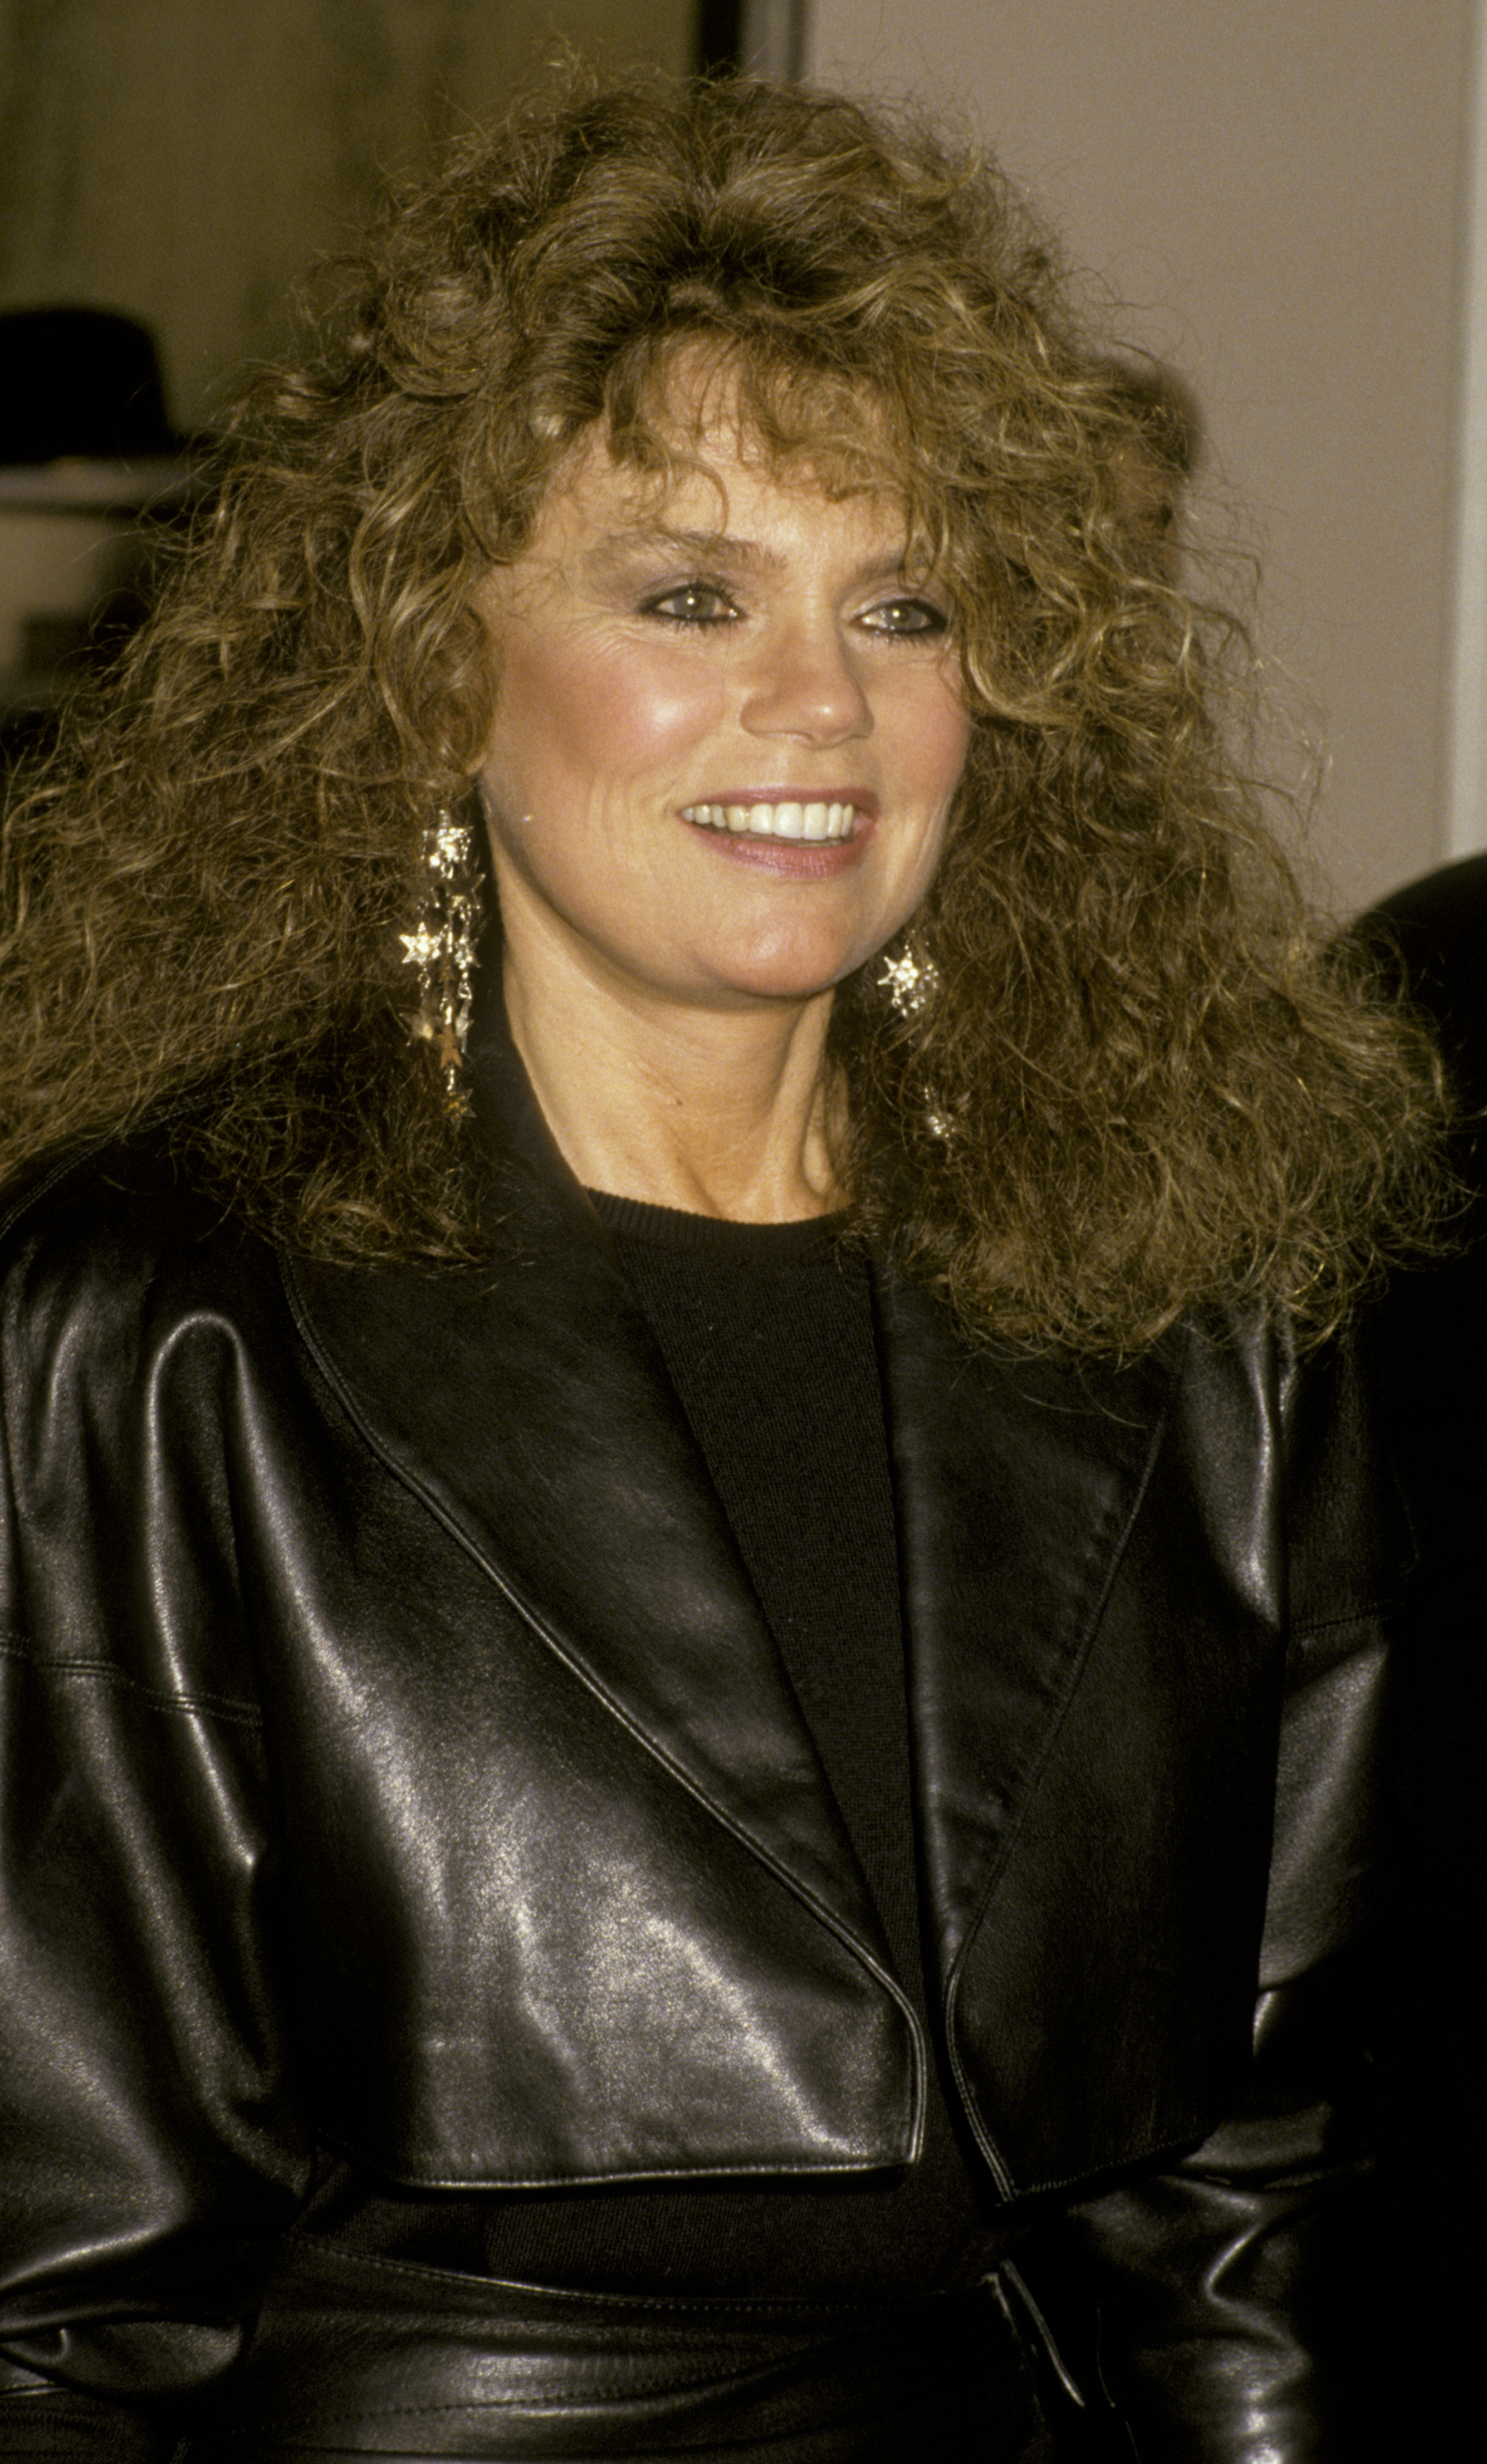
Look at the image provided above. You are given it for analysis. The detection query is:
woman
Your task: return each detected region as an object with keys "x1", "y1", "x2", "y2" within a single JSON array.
[{"x1": 0, "y1": 71, "x2": 1443, "y2": 2463}]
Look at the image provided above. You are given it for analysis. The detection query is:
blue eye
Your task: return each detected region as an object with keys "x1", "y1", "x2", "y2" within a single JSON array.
[
  {"x1": 642, "y1": 583, "x2": 739, "y2": 625},
  {"x1": 862, "y1": 596, "x2": 950, "y2": 637}
]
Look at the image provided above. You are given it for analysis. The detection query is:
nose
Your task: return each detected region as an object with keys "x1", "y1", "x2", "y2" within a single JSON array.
[{"x1": 739, "y1": 618, "x2": 872, "y2": 746}]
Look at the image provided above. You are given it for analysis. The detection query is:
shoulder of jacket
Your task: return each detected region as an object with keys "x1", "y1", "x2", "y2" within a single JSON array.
[
  {"x1": 1164, "y1": 1305, "x2": 1399, "y2": 1624},
  {"x1": 1159, "y1": 1302, "x2": 1287, "y2": 1476},
  {"x1": 0, "y1": 1133, "x2": 286, "y2": 1720},
  {"x1": 0, "y1": 1124, "x2": 284, "y2": 1363}
]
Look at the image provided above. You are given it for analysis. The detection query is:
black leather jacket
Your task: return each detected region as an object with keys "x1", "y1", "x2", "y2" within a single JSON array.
[{"x1": 0, "y1": 1028, "x2": 1396, "y2": 2457}]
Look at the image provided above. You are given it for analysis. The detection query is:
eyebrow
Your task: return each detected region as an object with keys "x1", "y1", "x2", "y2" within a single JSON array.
[{"x1": 580, "y1": 527, "x2": 922, "y2": 588}]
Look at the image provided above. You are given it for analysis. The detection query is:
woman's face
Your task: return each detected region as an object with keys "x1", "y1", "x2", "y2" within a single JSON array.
[{"x1": 470, "y1": 406, "x2": 970, "y2": 1023}]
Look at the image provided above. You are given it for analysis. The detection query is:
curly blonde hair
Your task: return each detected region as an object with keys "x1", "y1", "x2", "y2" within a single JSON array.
[{"x1": 0, "y1": 68, "x2": 1445, "y2": 1349}]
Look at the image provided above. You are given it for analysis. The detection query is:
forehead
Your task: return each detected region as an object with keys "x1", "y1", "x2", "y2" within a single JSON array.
[
  {"x1": 531, "y1": 421, "x2": 905, "y2": 555},
  {"x1": 523, "y1": 340, "x2": 912, "y2": 548}
]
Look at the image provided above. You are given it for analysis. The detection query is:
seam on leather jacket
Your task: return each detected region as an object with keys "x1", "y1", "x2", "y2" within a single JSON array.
[
  {"x1": 278, "y1": 2236, "x2": 917, "y2": 2317},
  {"x1": 0, "y1": 1097, "x2": 212, "y2": 1245},
  {"x1": 306, "y1": 2143, "x2": 911, "y2": 2190},
  {"x1": 1290, "y1": 1606, "x2": 1395, "y2": 1642},
  {"x1": 0, "y1": 1145, "x2": 107, "y2": 1243},
  {"x1": 961, "y1": 2127, "x2": 1213, "y2": 2210},
  {"x1": 0, "y1": 1634, "x2": 263, "y2": 1725}
]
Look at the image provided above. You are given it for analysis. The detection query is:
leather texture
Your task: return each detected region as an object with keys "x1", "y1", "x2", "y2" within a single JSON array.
[
  {"x1": 0, "y1": 1010, "x2": 1399, "y2": 2457},
  {"x1": 163, "y1": 2237, "x2": 1046, "y2": 2459}
]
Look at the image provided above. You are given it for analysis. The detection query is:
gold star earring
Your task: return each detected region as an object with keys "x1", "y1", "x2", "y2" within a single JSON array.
[
  {"x1": 401, "y1": 806, "x2": 483, "y2": 1115},
  {"x1": 877, "y1": 940, "x2": 940, "y2": 1018}
]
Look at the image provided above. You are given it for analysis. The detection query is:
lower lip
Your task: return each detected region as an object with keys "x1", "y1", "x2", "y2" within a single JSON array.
[{"x1": 680, "y1": 814, "x2": 872, "y2": 877}]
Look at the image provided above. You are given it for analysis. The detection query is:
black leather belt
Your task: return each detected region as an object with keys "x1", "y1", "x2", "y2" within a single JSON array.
[{"x1": 182, "y1": 2236, "x2": 1047, "y2": 2459}]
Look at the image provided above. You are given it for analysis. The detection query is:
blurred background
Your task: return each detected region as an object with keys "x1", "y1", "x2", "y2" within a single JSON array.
[
  {"x1": 2, "y1": 0, "x2": 1482, "y2": 913},
  {"x1": 808, "y1": 0, "x2": 1485, "y2": 914},
  {"x1": 0, "y1": 2, "x2": 730, "y2": 774}
]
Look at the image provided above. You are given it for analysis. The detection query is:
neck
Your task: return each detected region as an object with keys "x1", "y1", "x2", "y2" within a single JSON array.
[{"x1": 500, "y1": 942, "x2": 843, "y2": 1225}]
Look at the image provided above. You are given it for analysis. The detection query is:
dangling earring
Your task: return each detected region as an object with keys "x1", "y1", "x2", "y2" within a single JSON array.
[
  {"x1": 877, "y1": 940, "x2": 940, "y2": 1018},
  {"x1": 401, "y1": 805, "x2": 483, "y2": 1115},
  {"x1": 877, "y1": 939, "x2": 955, "y2": 1143}
]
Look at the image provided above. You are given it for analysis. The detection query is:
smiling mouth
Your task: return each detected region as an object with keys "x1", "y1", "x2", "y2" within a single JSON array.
[{"x1": 681, "y1": 800, "x2": 859, "y2": 842}]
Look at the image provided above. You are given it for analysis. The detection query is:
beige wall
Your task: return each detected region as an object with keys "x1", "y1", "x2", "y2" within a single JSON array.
[
  {"x1": 0, "y1": 0, "x2": 694, "y2": 437},
  {"x1": 809, "y1": 0, "x2": 1477, "y2": 913}
]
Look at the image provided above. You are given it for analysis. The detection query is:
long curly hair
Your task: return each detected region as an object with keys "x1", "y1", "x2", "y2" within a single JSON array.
[{"x1": 0, "y1": 69, "x2": 1446, "y2": 1349}]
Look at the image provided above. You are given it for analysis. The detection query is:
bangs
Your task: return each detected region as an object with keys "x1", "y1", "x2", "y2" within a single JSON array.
[{"x1": 612, "y1": 337, "x2": 906, "y2": 490}]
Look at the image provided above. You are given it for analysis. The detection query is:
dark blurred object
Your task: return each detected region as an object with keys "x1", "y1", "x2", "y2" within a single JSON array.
[
  {"x1": 1369, "y1": 853, "x2": 1487, "y2": 1121},
  {"x1": 1356, "y1": 853, "x2": 1485, "y2": 2453},
  {"x1": 1, "y1": 308, "x2": 204, "y2": 786},
  {"x1": 0, "y1": 305, "x2": 180, "y2": 467},
  {"x1": 695, "y1": 0, "x2": 744, "y2": 74}
]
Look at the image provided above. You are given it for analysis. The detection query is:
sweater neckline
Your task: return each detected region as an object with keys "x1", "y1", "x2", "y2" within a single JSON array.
[{"x1": 585, "y1": 1188, "x2": 848, "y2": 1255}]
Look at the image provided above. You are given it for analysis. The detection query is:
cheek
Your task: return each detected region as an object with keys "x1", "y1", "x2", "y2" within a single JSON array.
[
  {"x1": 891, "y1": 672, "x2": 971, "y2": 821},
  {"x1": 495, "y1": 633, "x2": 726, "y2": 798},
  {"x1": 928, "y1": 679, "x2": 973, "y2": 796}
]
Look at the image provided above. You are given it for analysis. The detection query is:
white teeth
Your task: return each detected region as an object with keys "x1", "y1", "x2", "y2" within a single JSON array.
[{"x1": 682, "y1": 801, "x2": 857, "y2": 840}]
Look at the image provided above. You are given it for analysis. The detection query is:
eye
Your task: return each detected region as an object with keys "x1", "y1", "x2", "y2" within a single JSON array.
[
  {"x1": 859, "y1": 595, "x2": 951, "y2": 639},
  {"x1": 640, "y1": 582, "x2": 740, "y2": 626}
]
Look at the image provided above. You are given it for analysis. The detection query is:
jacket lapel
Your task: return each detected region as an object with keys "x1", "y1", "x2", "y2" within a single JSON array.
[
  {"x1": 283, "y1": 1003, "x2": 893, "y2": 1975},
  {"x1": 877, "y1": 1271, "x2": 1282, "y2": 2193},
  {"x1": 875, "y1": 1268, "x2": 1177, "y2": 1987}
]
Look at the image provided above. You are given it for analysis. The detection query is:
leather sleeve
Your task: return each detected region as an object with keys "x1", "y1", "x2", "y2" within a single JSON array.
[
  {"x1": 0, "y1": 1178, "x2": 313, "y2": 2443},
  {"x1": 1031, "y1": 1334, "x2": 1396, "y2": 2462}
]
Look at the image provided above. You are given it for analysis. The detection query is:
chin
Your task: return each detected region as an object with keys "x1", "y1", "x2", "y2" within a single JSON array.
[
  {"x1": 704, "y1": 963, "x2": 855, "y2": 1009},
  {"x1": 696, "y1": 932, "x2": 872, "y2": 1008}
]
